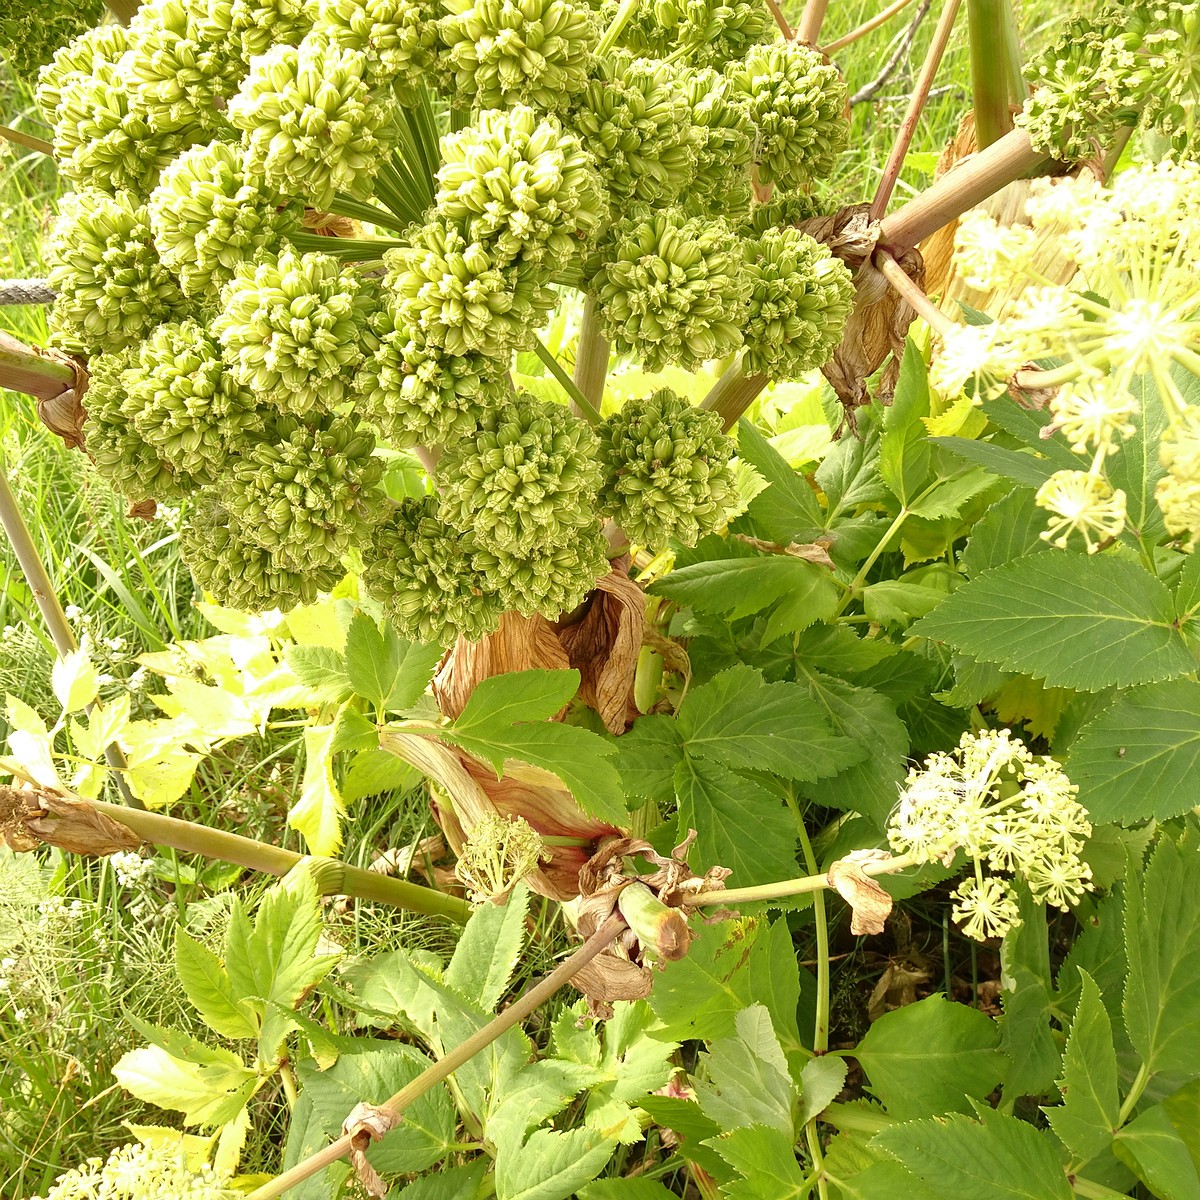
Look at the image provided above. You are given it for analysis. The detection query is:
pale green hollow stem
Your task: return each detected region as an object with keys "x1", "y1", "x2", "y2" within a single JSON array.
[
  {"x1": 597, "y1": 0, "x2": 640, "y2": 55},
  {"x1": 686, "y1": 852, "x2": 922, "y2": 906},
  {"x1": 534, "y1": 338, "x2": 603, "y2": 425},
  {"x1": 967, "y1": 0, "x2": 1016, "y2": 149},
  {"x1": 572, "y1": 296, "x2": 610, "y2": 415},
  {"x1": 243, "y1": 913, "x2": 627, "y2": 1200},
  {"x1": 700, "y1": 357, "x2": 770, "y2": 432},
  {"x1": 83, "y1": 797, "x2": 471, "y2": 921}
]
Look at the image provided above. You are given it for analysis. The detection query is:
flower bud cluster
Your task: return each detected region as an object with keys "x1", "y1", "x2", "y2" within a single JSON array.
[
  {"x1": 605, "y1": 0, "x2": 772, "y2": 69},
  {"x1": 596, "y1": 389, "x2": 736, "y2": 547},
  {"x1": 887, "y1": 729, "x2": 1093, "y2": 940},
  {"x1": 316, "y1": 0, "x2": 440, "y2": 89},
  {"x1": 0, "y1": 0, "x2": 105, "y2": 80}
]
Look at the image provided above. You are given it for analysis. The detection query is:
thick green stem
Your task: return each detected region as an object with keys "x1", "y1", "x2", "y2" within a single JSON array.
[
  {"x1": 821, "y1": 1101, "x2": 899, "y2": 1135},
  {"x1": 572, "y1": 297, "x2": 609, "y2": 416},
  {"x1": 597, "y1": 0, "x2": 640, "y2": 55},
  {"x1": 534, "y1": 339, "x2": 602, "y2": 424},
  {"x1": 0, "y1": 451, "x2": 145, "y2": 812},
  {"x1": 967, "y1": 0, "x2": 1014, "y2": 149},
  {"x1": 1117, "y1": 1063, "x2": 1151, "y2": 1126},
  {"x1": 998, "y1": 0, "x2": 1026, "y2": 105},
  {"x1": 795, "y1": 812, "x2": 829, "y2": 1053},
  {"x1": 0, "y1": 331, "x2": 74, "y2": 400},
  {"x1": 244, "y1": 913, "x2": 626, "y2": 1200},
  {"x1": 879, "y1": 127, "x2": 1047, "y2": 251},
  {"x1": 86, "y1": 798, "x2": 470, "y2": 921},
  {"x1": 796, "y1": 0, "x2": 830, "y2": 44},
  {"x1": 700, "y1": 358, "x2": 770, "y2": 433},
  {"x1": 0, "y1": 125, "x2": 53, "y2": 156}
]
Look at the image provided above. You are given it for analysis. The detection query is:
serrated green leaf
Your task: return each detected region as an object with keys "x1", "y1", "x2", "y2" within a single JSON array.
[
  {"x1": 175, "y1": 929, "x2": 259, "y2": 1041},
  {"x1": 873, "y1": 1109, "x2": 1072, "y2": 1199},
  {"x1": 695, "y1": 1005, "x2": 795, "y2": 1134},
  {"x1": 445, "y1": 883, "x2": 530, "y2": 1011},
  {"x1": 737, "y1": 418, "x2": 824, "y2": 540},
  {"x1": 442, "y1": 670, "x2": 624, "y2": 825},
  {"x1": 340, "y1": 748, "x2": 419, "y2": 802},
  {"x1": 862, "y1": 578, "x2": 953, "y2": 629},
  {"x1": 223, "y1": 866, "x2": 338, "y2": 1067},
  {"x1": 487, "y1": 1058, "x2": 601, "y2": 1154},
  {"x1": 907, "y1": 468, "x2": 996, "y2": 521},
  {"x1": 816, "y1": 419, "x2": 888, "y2": 517},
  {"x1": 794, "y1": 671, "x2": 908, "y2": 829},
  {"x1": 1174, "y1": 549, "x2": 1200, "y2": 630},
  {"x1": 344, "y1": 612, "x2": 441, "y2": 712},
  {"x1": 1107, "y1": 371, "x2": 1169, "y2": 546},
  {"x1": 1113, "y1": 1104, "x2": 1200, "y2": 1200},
  {"x1": 880, "y1": 339, "x2": 933, "y2": 507},
  {"x1": 611, "y1": 714, "x2": 682, "y2": 805},
  {"x1": 982, "y1": 397, "x2": 1081, "y2": 466},
  {"x1": 960, "y1": 488, "x2": 1047, "y2": 577},
  {"x1": 1164, "y1": 1079, "x2": 1200, "y2": 1177},
  {"x1": 283, "y1": 1043, "x2": 453, "y2": 1199},
  {"x1": 288, "y1": 722, "x2": 347, "y2": 856},
  {"x1": 931, "y1": 434, "x2": 1060, "y2": 488},
  {"x1": 1123, "y1": 829, "x2": 1200, "y2": 1076},
  {"x1": 674, "y1": 756, "x2": 797, "y2": 888},
  {"x1": 651, "y1": 555, "x2": 839, "y2": 622},
  {"x1": 494, "y1": 1126, "x2": 618, "y2": 1200},
  {"x1": 676, "y1": 665, "x2": 866, "y2": 783},
  {"x1": 799, "y1": 1056, "x2": 849, "y2": 1126},
  {"x1": 284, "y1": 644, "x2": 353, "y2": 705},
  {"x1": 392, "y1": 1161, "x2": 489, "y2": 1200},
  {"x1": 52, "y1": 649, "x2": 100, "y2": 714},
  {"x1": 1043, "y1": 971, "x2": 1118, "y2": 1162},
  {"x1": 112, "y1": 1044, "x2": 259, "y2": 1127},
  {"x1": 1067, "y1": 680, "x2": 1200, "y2": 823},
  {"x1": 855, "y1": 995, "x2": 1006, "y2": 1121},
  {"x1": 706, "y1": 1123, "x2": 808, "y2": 1199},
  {"x1": 579, "y1": 1180, "x2": 679, "y2": 1200},
  {"x1": 910, "y1": 553, "x2": 1194, "y2": 691}
]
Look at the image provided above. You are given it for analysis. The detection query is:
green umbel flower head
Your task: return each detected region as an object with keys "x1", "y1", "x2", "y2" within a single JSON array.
[
  {"x1": 473, "y1": 526, "x2": 610, "y2": 618},
  {"x1": 123, "y1": 320, "x2": 266, "y2": 483},
  {"x1": 437, "y1": 394, "x2": 604, "y2": 553},
  {"x1": 570, "y1": 54, "x2": 697, "y2": 206},
  {"x1": 82, "y1": 347, "x2": 186, "y2": 502},
  {"x1": 741, "y1": 190, "x2": 827, "y2": 235},
  {"x1": 679, "y1": 66, "x2": 753, "y2": 216},
  {"x1": 226, "y1": 414, "x2": 383, "y2": 574},
  {"x1": 47, "y1": 61, "x2": 189, "y2": 197},
  {"x1": 741, "y1": 227, "x2": 854, "y2": 379},
  {"x1": 126, "y1": 0, "x2": 242, "y2": 136},
  {"x1": 38, "y1": 1141, "x2": 238, "y2": 1200},
  {"x1": 0, "y1": 0, "x2": 106, "y2": 80},
  {"x1": 208, "y1": 0, "x2": 316, "y2": 75},
  {"x1": 729, "y1": 40, "x2": 849, "y2": 189},
  {"x1": 363, "y1": 301, "x2": 513, "y2": 446},
  {"x1": 149, "y1": 140, "x2": 299, "y2": 297},
  {"x1": 606, "y1": 0, "x2": 772, "y2": 69},
  {"x1": 436, "y1": 105, "x2": 609, "y2": 271},
  {"x1": 36, "y1": 22, "x2": 129, "y2": 120},
  {"x1": 437, "y1": 0, "x2": 597, "y2": 111},
  {"x1": 228, "y1": 31, "x2": 396, "y2": 209},
  {"x1": 48, "y1": 189, "x2": 190, "y2": 355},
  {"x1": 364, "y1": 498, "x2": 505, "y2": 644},
  {"x1": 593, "y1": 207, "x2": 749, "y2": 372},
  {"x1": 385, "y1": 218, "x2": 553, "y2": 357},
  {"x1": 181, "y1": 488, "x2": 344, "y2": 612},
  {"x1": 214, "y1": 246, "x2": 373, "y2": 415},
  {"x1": 597, "y1": 388, "x2": 735, "y2": 546},
  {"x1": 315, "y1": 0, "x2": 440, "y2": 87}
]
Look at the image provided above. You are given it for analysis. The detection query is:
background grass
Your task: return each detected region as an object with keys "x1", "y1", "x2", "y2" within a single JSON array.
[{"x1": 0, "y1": 3, "x2": 1092, "y2": 1194}]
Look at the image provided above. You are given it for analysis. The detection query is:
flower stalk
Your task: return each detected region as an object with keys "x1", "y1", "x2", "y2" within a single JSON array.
[
  {"x1": 700, "y1": 358, "x2": 770, "y2": 432},
  {"x1": 573, "y1": 296, "x2": 610, "y2": 416},
  {"x1": 967, "y1": 0, "x2": 1015, "y2": 149}
]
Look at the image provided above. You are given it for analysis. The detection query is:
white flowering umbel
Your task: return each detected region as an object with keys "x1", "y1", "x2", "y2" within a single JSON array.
[
  {"x1": 887, "y1": 729, "x2": 1093, "y2": 941},
  {"x1": 935, "y1": 160, "x2": 1200, "y2": 551},
  {"x1": 454, "y1": 812, "x2": 549, "y2": 904},
  {"x1": 35, "y1": 1142, "x2": 236, "y2": 1200}
]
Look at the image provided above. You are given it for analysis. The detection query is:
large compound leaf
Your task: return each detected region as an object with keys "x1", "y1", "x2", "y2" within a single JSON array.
[
  {"x1": 910, "y1": 553, "x2": 1194, "y2": 691},
  {"x1": 676, "y1": 665, "x2": 866, "y2": 782},
  {"x1": 1114, "y1": 1104, "x2": 1200, "y2": 1200},
  {"x1": 873, "y1": 1110, "x2": 1072, "y2": 1199},
  {"x1": 1067, "y1": 680, "x2": 1200, "y2": 823},
  {"x1": 444, "y1": 883, "x2": 530, "y2": 1012},
  {"x1": 737, "y1": 418, "x2": 824, "y2": 540},
  {"x1": 707, "y1": 1124, "x2": 808, "y2": 1199},
  {"x1": 344, "y1": 612, "x2": 442, "y2": 712},
  {"x1": 1123, "y1": 830, "x2": 1200, "y2": 1077},
  {"x1": 695, "y1": 1006, "x2": 795, "y2": 1135}
]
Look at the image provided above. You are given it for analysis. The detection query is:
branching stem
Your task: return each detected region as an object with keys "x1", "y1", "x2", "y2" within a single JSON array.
[
  {"x1": 874, "y1": 247, "x2": 954, "y2": 334},
  {"x1": 534, "y1": 338, "x2": 602, "y2": 424},
  {"x1": 686, "y1": 853, "x2": 922, "y2": 906},
  {"x1": 871, "y1": 0, "x2": 965, "y2": 220},
  {"x1": 572, "y1": 297, "x2": 610, "y2": 417},
  {"x1": 244, "y1": 914, "x2": 627, "y2": 1200},
  {"x1": 796, "y1": 0, "x2": 830, "y2": 44},
  {"x1": 823, "y1": 0, "x2": 918, "y2": 54},
  {"x1": 700, "y1": 358, "x2": 770, "y2": 432}
]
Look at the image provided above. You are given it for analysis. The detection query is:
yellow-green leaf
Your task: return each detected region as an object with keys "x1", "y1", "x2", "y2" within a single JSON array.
[
  {"x1": 288, "y1": 724, "x2": 347, "y2": 856},
  {"x1": 52, "y1": 649, "x2": 100, "y2": 713}
]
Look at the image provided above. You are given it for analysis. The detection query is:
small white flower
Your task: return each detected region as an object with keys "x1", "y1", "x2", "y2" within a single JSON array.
[{"x1": 1036, "y1": 469, "x2": 1127, "y2": 552}]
